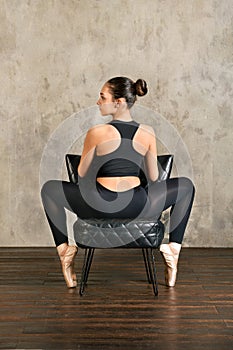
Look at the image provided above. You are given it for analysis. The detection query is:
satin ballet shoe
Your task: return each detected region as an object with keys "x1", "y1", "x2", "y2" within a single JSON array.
[
  {"x1": 71, "y1": 261, "x2": 77, "y2": 282},
  {"x1": 65, "y1": 244, "x2": 78, "y2": 281},
  {"x1": 57, "y1": 244, "x2": 78, "y2": 288},
  {"x1": 160, "y1": 243, "x2": 181, "y2": 287}
]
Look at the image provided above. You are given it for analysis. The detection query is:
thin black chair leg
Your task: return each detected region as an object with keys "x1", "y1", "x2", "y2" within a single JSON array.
[
  {"x1": 83, "y1": 248, "x2": 95, "y2": 284},
  {"x1": 145, "y1": 249, "x2": 153, "y2": 285},
  {"x1": 142, "y1": 248, "x2": 151, "y2": 283},
  {"x1": 146, "y1": 249, "x2": 158, "y2": 296},
  {"x1": 79, "y1": 248, "x2": 95, "y2": 296},
  {"x1": 79, "y1": 249, "x2": 88, "y2": 296}
]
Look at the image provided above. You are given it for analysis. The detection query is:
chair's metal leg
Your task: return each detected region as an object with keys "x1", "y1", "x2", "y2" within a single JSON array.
[
  {"x1": 83, "y1": 248, "x2": 95, "y2": 284},
  {"x1": 79, "y1": 249, "x2": 88, "y2": 296},
  {"x1": 146, "y1": 248, "x2": 158, "y2": 296},
  {"x1": 79, "y1": 247, "x2": 158, "y2": 296},
  {"x1": 79, "y1": 248, "x2": 95, "y2": 296},
  {"x1": 142, "y1": 248, "x2": 151, "y2": 283},
  {"x1": 145, "y1": 249, "x2": 153, "y2": 284}
]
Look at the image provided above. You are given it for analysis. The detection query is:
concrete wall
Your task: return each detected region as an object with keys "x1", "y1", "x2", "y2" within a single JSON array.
[{"x1": 0, "y1": 0, "x2": 232, "y2": 247}]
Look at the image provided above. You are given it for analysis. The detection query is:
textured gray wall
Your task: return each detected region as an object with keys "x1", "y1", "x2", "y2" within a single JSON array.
[{"x1": 0, "y1": 0, "x2": 232, "y2": 247}]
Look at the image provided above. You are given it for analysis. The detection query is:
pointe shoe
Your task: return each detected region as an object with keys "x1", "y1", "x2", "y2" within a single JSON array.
[
  {"x1": 64, "y1": 244, "x2": 77, "y2": 281},
  {"x1": 57, "y1": 244, "x2": 78, "y2": 288},
  {"x1": 160, "y1": 243, "x2": 181, "y2": 287},
  {"x1": 71, "y1": 261, "x2": 77, "y2": 282}
]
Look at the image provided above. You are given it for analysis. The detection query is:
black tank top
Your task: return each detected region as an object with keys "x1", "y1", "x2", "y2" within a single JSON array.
[{"x1": 96, "y1": 120, "x2": 144, "y2": 178}]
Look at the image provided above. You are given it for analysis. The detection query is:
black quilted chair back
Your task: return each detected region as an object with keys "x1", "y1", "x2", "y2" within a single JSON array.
[{"x1": 65, "y1": 154, "x2": 173, "y2": 185}]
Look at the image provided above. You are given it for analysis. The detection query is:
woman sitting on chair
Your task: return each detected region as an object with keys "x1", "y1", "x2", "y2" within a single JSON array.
[{"x1": 41, "y1": 76, "x2": 195, "y2": 289}]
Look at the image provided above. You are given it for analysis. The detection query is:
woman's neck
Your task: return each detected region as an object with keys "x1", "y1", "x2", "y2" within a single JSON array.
[{"x1": 112, "y1": 109, "x2": 133, "y2": 122}]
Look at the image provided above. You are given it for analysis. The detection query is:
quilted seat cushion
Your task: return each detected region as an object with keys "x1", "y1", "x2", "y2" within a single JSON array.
[{"x1": 73, "y1": 218, "x2": 164, "y2": 249}]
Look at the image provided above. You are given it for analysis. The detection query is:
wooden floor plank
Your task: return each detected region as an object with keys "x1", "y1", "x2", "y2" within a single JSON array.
[{"x1": 0, "y1": 247, "x2": 232, "y2": 349}]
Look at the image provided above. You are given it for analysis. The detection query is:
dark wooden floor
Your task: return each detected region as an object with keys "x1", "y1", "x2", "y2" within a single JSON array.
[{"x1": 0, "y1": 248, "x2": 232, "y2": 350}]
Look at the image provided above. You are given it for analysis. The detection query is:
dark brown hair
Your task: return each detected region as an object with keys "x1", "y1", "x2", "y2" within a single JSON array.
[{"x1": 107, "y1": 76, "x2": 148, "y2": 108}]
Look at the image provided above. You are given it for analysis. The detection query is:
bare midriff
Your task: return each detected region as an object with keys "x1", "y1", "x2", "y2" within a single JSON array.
[{"x1": 97, "y1": 176, "x2": 140, "y2": 192}]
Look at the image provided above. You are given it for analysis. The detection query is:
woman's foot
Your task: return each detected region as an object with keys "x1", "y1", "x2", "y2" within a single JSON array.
[
  {"x1": 160, "y1": 243, "x2": 181, "y2": 287},
  {"x1": 57, "y1": 243, "x2": 78, "y2": 288}
]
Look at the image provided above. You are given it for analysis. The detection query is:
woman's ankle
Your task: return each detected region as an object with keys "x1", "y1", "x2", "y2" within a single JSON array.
[
  {"x1": 169, "y1": 242, "x2": 181, "y2": 255},
  {"x1": 56, "y1": 243, "x2": 68, "y2": 257}
]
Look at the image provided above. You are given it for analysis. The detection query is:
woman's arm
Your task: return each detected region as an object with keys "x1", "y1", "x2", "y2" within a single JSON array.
[
  {"x1": 78, "y1": 124, "x2": 106, "y2": 177},
  {"x1": 143, "y1": 125, "x2": 159, "y2": 182},
  {"x1": 133, "y1": 124, "x2": 158, "y2": 182},
  {"x1": 77, "y1": 127, "x2": 97, "y2": 177}
]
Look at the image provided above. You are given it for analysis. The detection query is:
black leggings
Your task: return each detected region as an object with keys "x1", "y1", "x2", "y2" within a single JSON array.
[{"x1": 41, "y1": 177, "x2": 195, "y2": 246}]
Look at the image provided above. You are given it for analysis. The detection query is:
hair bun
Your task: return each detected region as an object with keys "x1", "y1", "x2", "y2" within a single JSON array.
[{"x1": 135, "y1": 79, "x2": 148, "y2": 97}]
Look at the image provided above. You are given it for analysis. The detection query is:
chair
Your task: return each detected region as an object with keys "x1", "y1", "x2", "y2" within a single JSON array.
[{"x1": 65, "y1": 154, "x2": 173, "y2": 296}]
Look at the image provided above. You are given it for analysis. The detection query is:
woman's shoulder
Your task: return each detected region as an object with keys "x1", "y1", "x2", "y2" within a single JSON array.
[
  {"x1": 87, "y1": 123, "x2": 111, "y2": 134},
  {"x1": 138, "y1": 123, "x2": 155, "y2": 136},
  {"x1": 86, "y1": 123, "x2": 116, "y2": 140}
]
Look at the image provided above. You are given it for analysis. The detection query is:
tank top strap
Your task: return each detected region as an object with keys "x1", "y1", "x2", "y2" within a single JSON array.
[{"x1": 108, "y1": 120, "x2": 139, "y2": 140}]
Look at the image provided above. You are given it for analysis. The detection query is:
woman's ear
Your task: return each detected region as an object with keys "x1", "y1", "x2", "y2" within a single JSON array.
[{"x1": 116, "y1": 97, "x2": 126, "y2": 104}]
